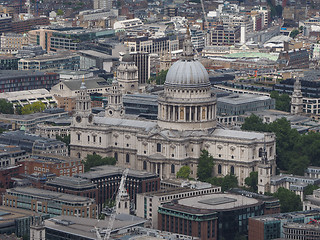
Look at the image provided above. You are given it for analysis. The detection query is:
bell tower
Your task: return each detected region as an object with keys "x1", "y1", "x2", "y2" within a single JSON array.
[
  {"x1": 258, "y1": 142, "x2": 271, "y2": 194},
  {"x1": 291, "y1": 77, "x2": 304, "y2": 115},
  {"x1": 117, "y1": 47, "x2": 139, "y2": 94},
  {"x1": 105, "y1": 79, "x2": 125, "y2": 118},
  {"x1": 73, "y1": 78, "x2": 93, "y2": 126}
]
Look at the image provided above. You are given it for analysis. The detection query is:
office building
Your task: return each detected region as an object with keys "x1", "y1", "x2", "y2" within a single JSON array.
[
  {"x1": 136, "y1": 184, "x2": 221, "y2": 228},
  {"x1": 18, "y1": 53, "x2": 80, "y2": 71},
  {"x1": 93, "y1": 0, "x2": 112, "y2": 10},
  {"x1": 3, "y1": 187, "x2": 97, "y2": 218},
  {"x1": 248, "y1": 210, "x2": 320, "y2": 240},
  {"x1": 159, "y1": 192, "x2": 266, "y2": 240},
  {"x1": 76, "y1": 165, "x2": 160, "y2": 208},
  {"x1": 0, "y1": 206, "x2": 49, "y2": 238},
  {"x1": 217, "y1": 94, "x2": 275, "y2": 116},
  {"x1": 283, "y1": 222, "x2": 320, "y2": 239},
  {"x1": 211, "y1": 25, "x2": 240, "y2": 46},
  {"x1": 0, "y1": 70, "x2": 59, "y2": 93},
  {"x1": 130, "y1": 52, "x2": 150, "y2": 85},
  {"x1": 0, "y1": 14, "x2": 12, "y2": 34},
  {"x1": 11, "y1": 17, "x2": 49, "y2": 33},
  {"x1": 0, "y1": 33, "x2": 28, "y2": 52},
  {"x1": 78, "y1": 50, "x2": 118, "y2": 72},
  {"x1": 44, "y1": 176, "x2": 98, "y2": 205},
  {"x1": 0, "y1": 108, "x2": 68, "y2": 133},
  {"x1": 0, "y1": 56, "x2": 19, "y2": 70}
]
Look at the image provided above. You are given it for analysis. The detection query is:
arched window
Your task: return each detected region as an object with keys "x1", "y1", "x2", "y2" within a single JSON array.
[
  {"x1": 171, "y1": 164, "x2": 175, "y2": 174},
  {"x1": 218, "y1": 164, "x2": 222, "y2": 174},
  {"x1": 77, "y1": 152, "x2": 81, "y2": 159},
  {"x1": 231, "y1": 166, "x2": 234, "y2": 175},
  {"x1": 93, "y1": 152, "x2": 96, "y2": 155},
  {"x1": 157, "y1": 143, "x2": 161, "y2": 153},
  {"x1": 143, "y1": 161, "x2": 147, "y2": 170},
  {"x1": 259, "y1": 148, "x2": 263, "y2": 158},
  {"x1": 114, "y1": 152, "x2": 118, "y2": 161},
  {"x1": 126, "y1": 153, "x2": 130, "y2": 163}
]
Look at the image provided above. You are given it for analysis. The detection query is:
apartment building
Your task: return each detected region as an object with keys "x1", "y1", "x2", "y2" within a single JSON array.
[{"x1": 3, "y1": 187, "x2": 97, "y2": 218}]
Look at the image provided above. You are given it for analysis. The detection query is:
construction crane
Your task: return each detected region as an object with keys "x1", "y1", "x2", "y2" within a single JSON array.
[
  {"x1": 200, "y1": 0, "x2": 211, "y2": 46},
  {"x1": 95, "y1": 168, "x2": 129, "y2": 240}
]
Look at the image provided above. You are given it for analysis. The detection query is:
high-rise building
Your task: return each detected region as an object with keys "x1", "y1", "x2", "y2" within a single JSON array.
[{"x1": 130, "y1": 52, "x2": 150, "y2": 85}]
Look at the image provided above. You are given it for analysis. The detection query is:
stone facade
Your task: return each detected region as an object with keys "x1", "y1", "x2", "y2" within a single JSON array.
[{"x1": 70, "y1": 37, "x2": 276, "y2": 186}]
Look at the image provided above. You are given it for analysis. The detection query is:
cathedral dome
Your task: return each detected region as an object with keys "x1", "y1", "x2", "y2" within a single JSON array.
[
  {"x1": 122, "y1": 53, "x2": 133, "y2": 62},
  {"x1": 165, "y1": 59, "x2": 210, "y2": 88}
]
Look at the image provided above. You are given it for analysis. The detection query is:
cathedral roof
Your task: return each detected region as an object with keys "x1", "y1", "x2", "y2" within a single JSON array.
[
  {"x1": 165, "y1": 60, "x2": 210, "y2": 88},
  {"x1": 164, "y1": 35, "x2": 210, "y2": 89}
]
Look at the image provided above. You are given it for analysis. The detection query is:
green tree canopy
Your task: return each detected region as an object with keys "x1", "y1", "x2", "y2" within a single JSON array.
[
  {"x1": 0, "y1": 99, "x2": 14, "y2": 114},
  {"x1": 197, "y1": 149, "x2": 214, "y2": 181},
  {"x1": 270, "y1": 91, "x2": 291, "y2": 112},
  {"x1": 304, "y1": 184, "x2": 319, "y2": 197},
  {"x1": 83, "y1": 154, "x2": 117, "y2": 172},
  {"x1": 241, "y1": 114, "x2": 269, "y2": 132},
  {"x1": 148, "y1": 70, "x2": 168, "y2": 85},
  {"x1": 290, "y1": 29, "x2": 300, "y2": 39},
  {"x1": 21, "y1": 101, "x2": 46, "y2": 115},
  {"x1": 56, "y1": 9, "x2": 64, "y2": 16},
  {"x1": 241, "y1": 115, "x2": 313, "y2": 175},
  {"x1": 273, "y1": 187, "x2": 302, "y2": 212},
  {"x1": 245, "y1": 171, "x2": 258, "y2": 192},
  {"x1": 207, "y1": 174, "x2": 238, "y2": 192},
  {"x1": 176, "y1": 165, "x2": 191, "y2": 179}
]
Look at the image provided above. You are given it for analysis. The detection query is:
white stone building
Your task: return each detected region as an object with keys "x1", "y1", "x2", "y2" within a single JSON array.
[{"x1": 70, "y1": 37, "x2": 276, "y2": 185}]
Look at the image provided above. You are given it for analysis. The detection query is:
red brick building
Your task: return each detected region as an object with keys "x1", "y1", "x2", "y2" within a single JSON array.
[{"x1": 22, "y1": 155, "x2": 84, "y2": 177}]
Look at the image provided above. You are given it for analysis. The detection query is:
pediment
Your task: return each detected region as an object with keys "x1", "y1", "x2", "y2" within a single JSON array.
[{"x1": 147, "y1": 132, "x2": 169, "y2": 141}]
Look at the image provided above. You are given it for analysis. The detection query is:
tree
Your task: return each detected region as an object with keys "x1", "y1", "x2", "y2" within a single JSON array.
[
  {"x1": 21, "y1": 101, "x2": 46, "y2": 115},
  {"x1": 273, "y1": 187, "x2": 302, "y2": 213},
  {"x1": 241, "y1": 114, "x2": 269, "y2": 132},
  {"x1": 197, "y1": 150, "x2": 214, "y2": 181},
  {"x1": 176, "y1": 165, "x2": 191, "y2": 179},
  {"x1": 83, "y1": 154, "x2": 116, "y2": 172},
  {"x1": 148, "y1": 70, "x2": 168, "y2": 85},
  {"x1": 56, "y1": 9, "x2": 64, "y2": 16},
  {"x1": 290, "y1": 29, "x2": 300, "y2": 39},
  {"x1": 207, "y1": 174, "x2": 238, "y2": 192},
  {"x1": 270, "y1": 91, "x2": 291, "y2": 112},
  {"x1": 0, "y1": 99, "x2": 14, "y2": 114},
  {"x1": 304, "y1": 184, "x2": 319, "y2": 197},
  {"x1": 245, "y1": 171, "x2": 258, "y2": 192}
]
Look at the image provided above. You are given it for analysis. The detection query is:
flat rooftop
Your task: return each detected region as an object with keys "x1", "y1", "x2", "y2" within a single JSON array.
[
  {"x1": 250, "y1": 209, "x2": 320, "y2": 222},
  {"x1": 217, "y1": 94, "x2": 271, "y2": 105},
  {"x1": 7, "y1": 187, "x2": 94, "y2": 203},
  {"x1": 46, "y1": 176, "x2": 95, "y2": 189},
  {"x1": 78, "y1": 165, "x2": 158, "y2": 180},
  {"x1": 44, "y1": 214, "x2": 146, "y2": 239},
  {"x1": 177, "y1": 193, "x2": 259, "y2": 211},
  {"x1": 0, "y1": 205, "x2": 44, "y2": 224}
]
